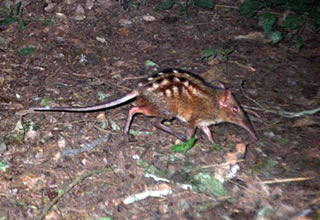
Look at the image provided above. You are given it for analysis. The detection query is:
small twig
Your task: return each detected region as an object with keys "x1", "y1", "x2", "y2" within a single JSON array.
[
  {"x1": 240, "y1": 80, "x2": 263, "y2": 109},
  {"x1": 243, "y1": 105, "x2": 320, "y2": 118},
  {"x1": 200, "y1": 159, "x2": 245, "y2": 169},
  {"x1": 37, "y1": 167, "x2": 111, "y2": 220},
  {"x1": 230, "y1": 60, "x2": 257, "y2": 72},
  {"x1": 261, "y1": 177, "x2": 314, "y2": 185},
  {"x1": 62, "y1": 134, "x2": 111, "y2": 157},
  {"x1": 140, "y1": 145, "x2": 152, "y2": 159},
  {"x1": 311, "y1": 196, "x2": 320, "y2": 205},
  {"x1": 121, "y1": 75, "x2": 148, "y2": 81},
  {"x1": 9, "y1": 63, "x2": 45, "y2": 71},
  {"x1": 193, "y1": 160, "x2": 245, "y2": 174},
  {"x1": 240, "y1": 81, "x2": 320, "y2": 118},
  {"x1": 242, "y1": 107, "x2": 262, "y2": 119},
  {"x1": 60, "y1": 71, "x2": 95, "y2": 79},
  {"x1": 110, "y1": 82, "x2": 131, "y2": 92},
  {"x1": 215, "y1": 4, "x2": 239, "y2": 9},
  {"x1": 277, "y1": 107, "x2": 320, "y2": 118}
]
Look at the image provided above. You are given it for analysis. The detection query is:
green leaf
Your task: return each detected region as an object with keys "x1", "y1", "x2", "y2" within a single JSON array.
[
  {"x1": 137, "y1": 160, "x2": 166, "y2": 177},
  {"x1": 269, "y1": 31, "x2": 282, "y2": 44},
  {"x1": 211, "y1": 143, "x2": 222, "y2": 151},
  {"x1": 310, "y1": 8, "x2": 320, "y2": 30},
  {"x1": 171, "y1": 137, "x2": 196, "y2": 153},
  {"x1": 220, "y1": 48, "x2": 233, "y2": 62},
  {"x1": 239, "y1": 0, "x2": 260, "y2": 17},
  {"x1": 43, "y1": 19, "x2": 53, "y2": 26},
  {"x1": 144, "y1": 60, "x2": 157, "y2": 67},
  {"x1": 15, "y1": 120, "x2": 24, "y2": 132},
  {"x1": 286, "y1": 0, "x2": 312, "y2": 14},
  {"x1": 23, "y1": 120, "x2": 37, "y2": 131},
  {"x1": 17, "y1": 45, "x2": 36, "y2": 56},
  {"x1": 154, "y1": 0, "x2": 177, "y2": 11},
  {"x1": 193, "y1": 172, "x2": 227, "y2": 197},
  {"x1": 278, "y1": 137, "x2": 289, "y2": 145},
  {"x1": 283, "y1": 15, "x2": 304, "y2": 30},
  {"x1": 39, "y1": 98, "x2": 54, "y2": 106},
  {"x1": 201, "y1": 48, "x2": 217, "y2": 59},
  {"x1": 261, "y1": 12, "x2": 276, "y2": 33},
  {"x1": 251, "y1": 159, "x2": 278, "y2": 177},
  {"x1": 57, "y1": 189, "x2": 64, "y2": 196},
  {"x1": 110, "y1": 120, "x2": 121, "y2": 132},
  {"x1": 97, "y1": 91, "x2": 107, "y2": 101},
  {"x1": 178, "y1": 2, "x2": 188, "y2": 15},
  {"x1": 18, "y1": 18, "x2": 25, "y2": 30},
  {"x1": 0, "y1": 161, "x2": 9, "y2": 172},
  {"x1": 192, "y1": 0, "x2": 215, "y2": 9},
  {"x1": 0, "y1": 7, "x2": 8, "y2": 16},
  {"x1": 13, "y1": 2, "x2": 22, "y2": 17},
  {"x1": 291, "y1": 35, "x2": 303, "y2": 49},
  {"x1": 129, "y1": 130, "x2": 152, "y2": 136},
  {"x1": 0, "y1": 17, "x2": 16, "y2": 25}
]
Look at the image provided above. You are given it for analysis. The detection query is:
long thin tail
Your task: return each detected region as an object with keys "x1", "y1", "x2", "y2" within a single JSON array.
[{"x1": 30, "y1": 90, "x2": 139, "y2": 112}]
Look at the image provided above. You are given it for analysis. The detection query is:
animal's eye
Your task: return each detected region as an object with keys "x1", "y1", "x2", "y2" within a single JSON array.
[{"x1": 232, "y1": 106, "x2": 239, "y2": 113}]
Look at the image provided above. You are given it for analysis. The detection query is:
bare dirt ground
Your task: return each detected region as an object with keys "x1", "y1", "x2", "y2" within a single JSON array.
[{"x1": 0, "y1": 0, "x2": 319, "y2": 219}]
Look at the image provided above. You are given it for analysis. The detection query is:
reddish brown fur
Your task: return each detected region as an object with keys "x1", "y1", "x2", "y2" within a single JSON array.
[
  {"x1": 129, "y1": 69, "x2": 257, "y2": 142},
  {"x1": 31, "y1": 68, "x2": 257, "y2": 143}
]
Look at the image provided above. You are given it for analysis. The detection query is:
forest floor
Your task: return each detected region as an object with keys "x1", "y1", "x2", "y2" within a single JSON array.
[{"x1": 0, "y1": 0, "x2": 319, "y2": 219}]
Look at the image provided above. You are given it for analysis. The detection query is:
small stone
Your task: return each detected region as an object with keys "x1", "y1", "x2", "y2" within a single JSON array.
[
  {"x1": 74, "y1": 4, "x2": 86, "y2": 21},
  {"x1": 86, "y1": 0, "x2": 94, "y2": 10},
  {"x1": 114, "y1": 60, "x2": 125, "y2": 67},
  {"x1": 44, "y1": 2, "x2": 56, "y2": 12},
  {"x1": 96, "y1": 36, "x2": 106, "y2": 44},
  {"x1": 98, "y1": 0, "x2": 113, "y2": 8},
  {"x1": 119, "y1": 19, "x2": 132, "y2": 26},
  {"x1": 159, "y1": 203, "x2": 169, "y2": 214},
  {"x1": 143, "y1": 15, "x2": 156, "y2": 22},
  {"x1": 57, "y1": 137, "x2": 66, "y2": 149},
  {"x1": 96, "y1": 112, "x2": 106, "y2": 122},
  {"x1": 0, "y1": 142, "x2": 7, "y2": 153},
  {"x1": 177, "y1": 199, "x2": 190, "y2": 210},
  {"x1": 55, "y1": 12, "x2": 67, "y2": 20},
  {"x1": 264, "y1": 131, "x2": 275, "y2": 138},
  {"x1": 24, "y1": 130, "x2": 39, "y2": 142}
]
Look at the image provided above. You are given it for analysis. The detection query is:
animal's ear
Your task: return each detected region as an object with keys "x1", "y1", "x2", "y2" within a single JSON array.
[
  {"x1": 225, "y1": 89, "x2": 232, "y2": 100},
  {"x1": 219, "y1": 89, "x2": 232, "y2": 107}
]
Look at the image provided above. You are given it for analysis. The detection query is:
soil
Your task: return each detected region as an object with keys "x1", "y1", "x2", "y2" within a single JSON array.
[{"x1": 0, "y1": 0, "x2": 319, "y2": 219}]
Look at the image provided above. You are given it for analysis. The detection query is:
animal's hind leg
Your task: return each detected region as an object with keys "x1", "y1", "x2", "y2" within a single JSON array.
[
  {"x1": 200, "y1": 126, "x2": 214, "y2": 144},
  {"x1": 124, "y1": 106, "x2": 157, "y2": 142},
  {"x1": 151, "y1": 118, "x2": 187, "y2": 142}
]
